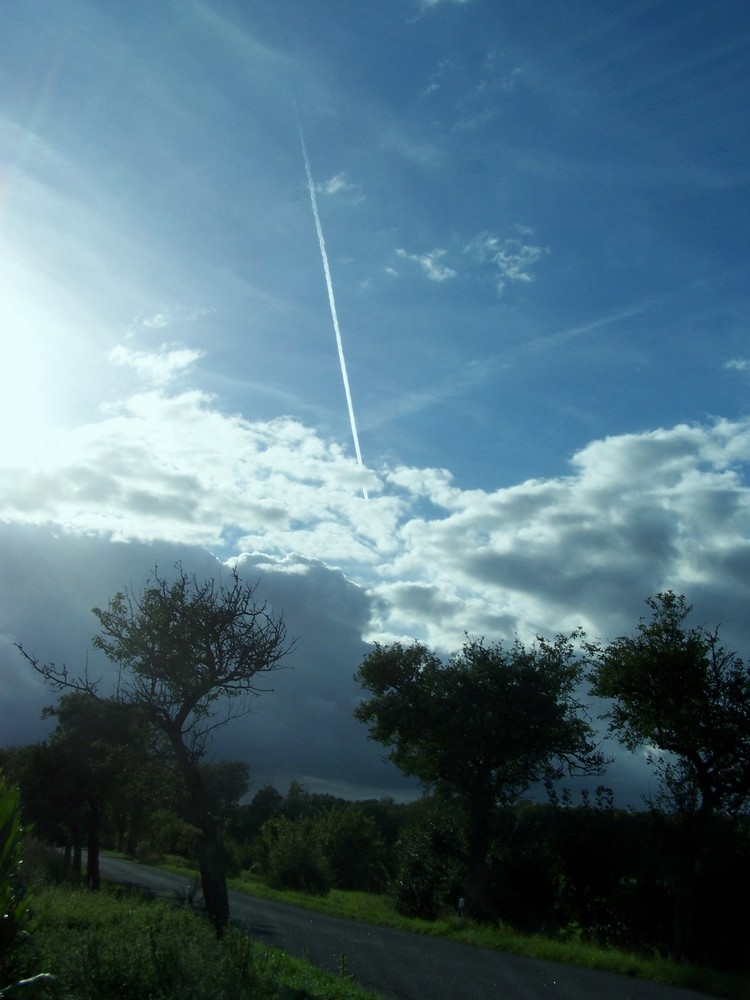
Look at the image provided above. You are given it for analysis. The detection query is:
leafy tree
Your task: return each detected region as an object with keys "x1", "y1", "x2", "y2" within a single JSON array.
[
  {"x1": 355, "y1": 635, "x2": 604, "y2": 917},
  {"x1": 43, "y1": 694, "x2": 151, "y2": 889},
  {"x1": 19, "y1": 566, "x2": 291, "y2": 934},
  {"x1": 228, "y1": 784, "x2": 285, "y2": 847},
  {"x1": 200, "y1": 760, "x2": 250, "y2": 816},
  {"x1": 589, "y1": 592, "x2": 750, "y2": 818},
  {"x1": 588, "y1": 591, "x2": 750, "y2": 957}
]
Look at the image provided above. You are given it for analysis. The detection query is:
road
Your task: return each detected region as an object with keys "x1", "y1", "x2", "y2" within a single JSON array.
[{"x1": 98, "y1": 856, "x2": 721, "y2": 1000}]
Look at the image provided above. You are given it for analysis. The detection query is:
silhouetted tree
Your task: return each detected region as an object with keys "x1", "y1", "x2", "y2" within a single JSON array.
[
  {"x1": 19, "y1": 566, "x2": 291, "y2": 934},
  {"x1": 589, "y1": 591, "x2": 750, "y2": 958},
  {"x1": 355, "y1": 635, "x2": 605, "y2": 917}
]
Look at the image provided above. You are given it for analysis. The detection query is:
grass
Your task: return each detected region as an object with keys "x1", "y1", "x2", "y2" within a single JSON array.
[
  {"x1": 148, "y1": 857, "x2": 750, "y2": 1000},
  {"x1": 4, "y1": 884, "x2": 383, "y2": 1000}
]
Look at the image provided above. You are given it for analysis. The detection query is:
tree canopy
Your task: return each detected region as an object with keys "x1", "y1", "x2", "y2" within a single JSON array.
[
  {"x1": 354, "y1": 634, "x2": 604, "y2": 915},
  {"x1": 588, "y1": 591, "x2": 750, "y2": 819},
  {"x1": 19, "y1": 566, "x2": 292, "y2": 933}
]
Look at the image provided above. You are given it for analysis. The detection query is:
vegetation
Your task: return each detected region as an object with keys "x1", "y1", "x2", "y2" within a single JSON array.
[
  {"x1": 354, "y1": 634, "x2": 605, "y2": 916},
  {"x1": 5, "y1": 883, "x2": 380, "y2": 1000},
  {"x1": 18, "y1": 566, "x2": 292, "y2": 934},
  {"x1": 153, "y1": 862, "x2": 750, "y2": 1000},
  {"x1": 8, "y1": 586, "x2": 750, "y2": 995},
  {"x1": 589, "y1": 592, "x2": 750, "y2": 959},
  {"x1": 0, "y1": 772, "x2": 30, "y2": 971}
]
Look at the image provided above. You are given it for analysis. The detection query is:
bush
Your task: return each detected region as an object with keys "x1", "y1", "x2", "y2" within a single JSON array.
[
  {"x1": 141, "y1": 809, "x2": 201, "y2": 861},
  {"x1": 263, "y1": 818, "x2": 331, "y2": 896},
  {"x1": 388, "y1": 816, "x2": 466, "y2": 920},
  {"x1": 318, "y1": 807, "x2": 387, "y2": 891}
]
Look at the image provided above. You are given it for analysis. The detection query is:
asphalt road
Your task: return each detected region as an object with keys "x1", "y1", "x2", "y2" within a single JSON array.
[{"x1": 98, "y1": 856, "x2": 721, "y2": 1000}]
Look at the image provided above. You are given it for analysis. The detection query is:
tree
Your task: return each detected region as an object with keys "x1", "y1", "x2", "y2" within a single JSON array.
[
  {"x1": 20, "y1": 566, "x2": 291, "y2": 934},
  {"x1": 42, "y1": 694, "x2": 152, "y2": 889},
  {"x1": 354, "y1": 635, "x2": 604, "y2": 917},
  {"x1": 588, "y1": 591, "x2": 750, "y2": 957}
]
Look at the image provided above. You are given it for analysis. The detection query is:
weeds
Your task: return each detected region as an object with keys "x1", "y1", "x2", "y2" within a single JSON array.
[{"x1": 5, "y1": 885, "x2": 381, "y2": 999}]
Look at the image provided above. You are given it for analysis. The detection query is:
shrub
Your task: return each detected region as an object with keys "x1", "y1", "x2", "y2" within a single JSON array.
[
  {"x1": 263, "y1": 818, "x2": 331, "y2": 896},
  {"x1": 318, "y1": 807, "x2": 387, "y2": 891},
  {"x1": 388, "y1": 816, "x2": 466, "y2": 919}
]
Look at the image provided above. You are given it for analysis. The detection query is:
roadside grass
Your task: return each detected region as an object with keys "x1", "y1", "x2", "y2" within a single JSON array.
[
  {"x1": 145, "y1": 857, "x2": 749, "y2": 1000},
  {"x1": 5, "y1": 884, "x2": 382, "y2": 1000}
]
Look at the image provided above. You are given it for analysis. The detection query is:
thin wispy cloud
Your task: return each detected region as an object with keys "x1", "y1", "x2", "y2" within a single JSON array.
[
  {"x1": 318, "y1": 172, "x2": 363, "y2": 200},
  {"x1": 419, "y1": 0, "x2": 471, "y2": 7},
  {"x1": 396, "y1": 247, "x2": 457, "y2": 281},
  {"x1": 464, "y1": 231, "x2": 549, "y2": 296},
  {"x1": 725, "y1": 358, "x2": 750, "y2": 371}
]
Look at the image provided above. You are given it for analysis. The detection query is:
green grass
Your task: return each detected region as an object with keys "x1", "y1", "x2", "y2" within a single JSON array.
[
  {"x1": 146, "y1": 858, "x2": 749, "y2": 1000},
  {"x1": 4, "y1": 884, "x2": 383, "y2": 1000}
]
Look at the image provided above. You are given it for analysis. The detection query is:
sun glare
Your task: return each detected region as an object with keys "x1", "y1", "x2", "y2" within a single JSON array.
[{"x1": 0, "y1": 329, "x2": 47, "y2": 462}]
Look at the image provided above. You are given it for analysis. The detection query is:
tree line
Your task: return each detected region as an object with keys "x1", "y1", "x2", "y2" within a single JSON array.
[{"x1": 4, "y1": 571, "x2": 750, "y2": 970}]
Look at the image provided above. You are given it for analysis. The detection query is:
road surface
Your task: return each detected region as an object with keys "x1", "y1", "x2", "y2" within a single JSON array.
[{"x1": 98, "y1": 856, "x2": 721, "y2": 1000}]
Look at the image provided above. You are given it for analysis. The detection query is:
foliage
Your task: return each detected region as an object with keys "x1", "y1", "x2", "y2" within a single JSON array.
[
  {"x1": 262, "y1": 817, "x2": 332, "y2": 896},
  {"x1": 7, "y1": 885, "x2": 379, "y2": 1000},
  {"x1": 89, "y1": 568, "x2": 291, "y2": 763},
  {"x1": 388, "y1": 806, "x2": 466, "y2": 919},
  {"x1": 588, "y1": 592, "x2": 750, "y2": 961},
  {"x1": 19, "y1": 565, "x2": 292, "y2": 935},
  {"x1": 589, "y1": 591, "x2": 750, "y2": 819},
  {"x1": 0, "y1": 772, "x2": 29, "y2": 974},
  {"x1": 228, "y1": 866, "x2": 750, "y2": 1000},
  {"x1": 317, "y1": 807, "x2": 387, "y2": 891},
  {"x1": 200, "y1": 760, "x2": 251, "y2": 815},
  {"x1": 355, "y1": 635, "x2": 603, "y2": 799},
  {"x1": 355, "y1": 635, "x2": 604, "y2": 915}
]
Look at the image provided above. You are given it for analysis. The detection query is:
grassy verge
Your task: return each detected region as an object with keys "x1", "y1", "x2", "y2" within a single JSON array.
[
  {"x1": 147, "y1": 857, "x2": 749, "y2": 1000},
  {"x1": 5, "y1": 884, "x2": 382, "y2": 1000}
]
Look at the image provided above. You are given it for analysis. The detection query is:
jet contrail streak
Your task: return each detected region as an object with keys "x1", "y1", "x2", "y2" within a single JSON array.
[{"x1": 296, "y1": 115, "x2": 369, "y2": 500}]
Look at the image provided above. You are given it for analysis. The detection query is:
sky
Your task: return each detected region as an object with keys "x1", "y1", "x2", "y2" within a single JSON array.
[{"x1": 1, "y1": 0, "x2": 750, "y2": 806}]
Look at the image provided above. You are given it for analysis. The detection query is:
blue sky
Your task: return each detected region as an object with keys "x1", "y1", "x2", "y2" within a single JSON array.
[{"x1": 1, "y1": 0, "x2": 749, "y2": 802}]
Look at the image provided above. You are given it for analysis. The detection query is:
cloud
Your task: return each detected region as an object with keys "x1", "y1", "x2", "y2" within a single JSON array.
[
  {"x1": 418, "y1": 0, "x2": 470, "y2": 7},
  {"x1": 142, "y1": 313, "x2": 169, "y2": 330},
  {"x1": 725, "y1": 358, "x2": 750, "y2": 371},
  {"x1": 3, "y1": 375, "x2": 750, "y2": 654},
  {"x1": 317, "y1": 172, "x2": 363, "y2": 201},
  {"x1": 392, "y1": 228, "x2": 547, "y2": 294},
  {"x1": 464, "y1": 230, "x2": 549, "y2": 295},
  {"x1": 3, "y1": 375, "x2": 750, "y2": 802},
  {"x1": 109, "y1": 344, "x2": 206, "y2": 386},
  {"x1": 0, "y1": 525, "x2": 414, "y2": 800},
  {"x1": 396, "y1": 247, "x2": 457, "y2": 282}
]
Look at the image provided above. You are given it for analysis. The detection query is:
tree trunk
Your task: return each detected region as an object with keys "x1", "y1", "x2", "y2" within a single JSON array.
[
  {"x1": 672, "y1": 855, "x2": 697, "y2": 961},
  {"x1": 196, "y1": 831, "x2": 230, "y2": 935},
  {"x1": 465, "y1": 791, "x2": 492, "y2": 920},
  {"x1": 72, "y1": 817, "x2": 83, "y2": 874},
  {"x1": 125, "y1": 797, "x2": 143, "y2": 856},
  {"x1": 86, "y1": 798, "x2": 100, "y2": 891},
  {"x1": 169, "y1": 730, "x2": 230, "y2": 935}
]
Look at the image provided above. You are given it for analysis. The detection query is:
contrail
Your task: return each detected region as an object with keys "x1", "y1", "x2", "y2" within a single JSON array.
[{"x1": 296, "y1": 111, "x2": 369, "y2": 500}]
